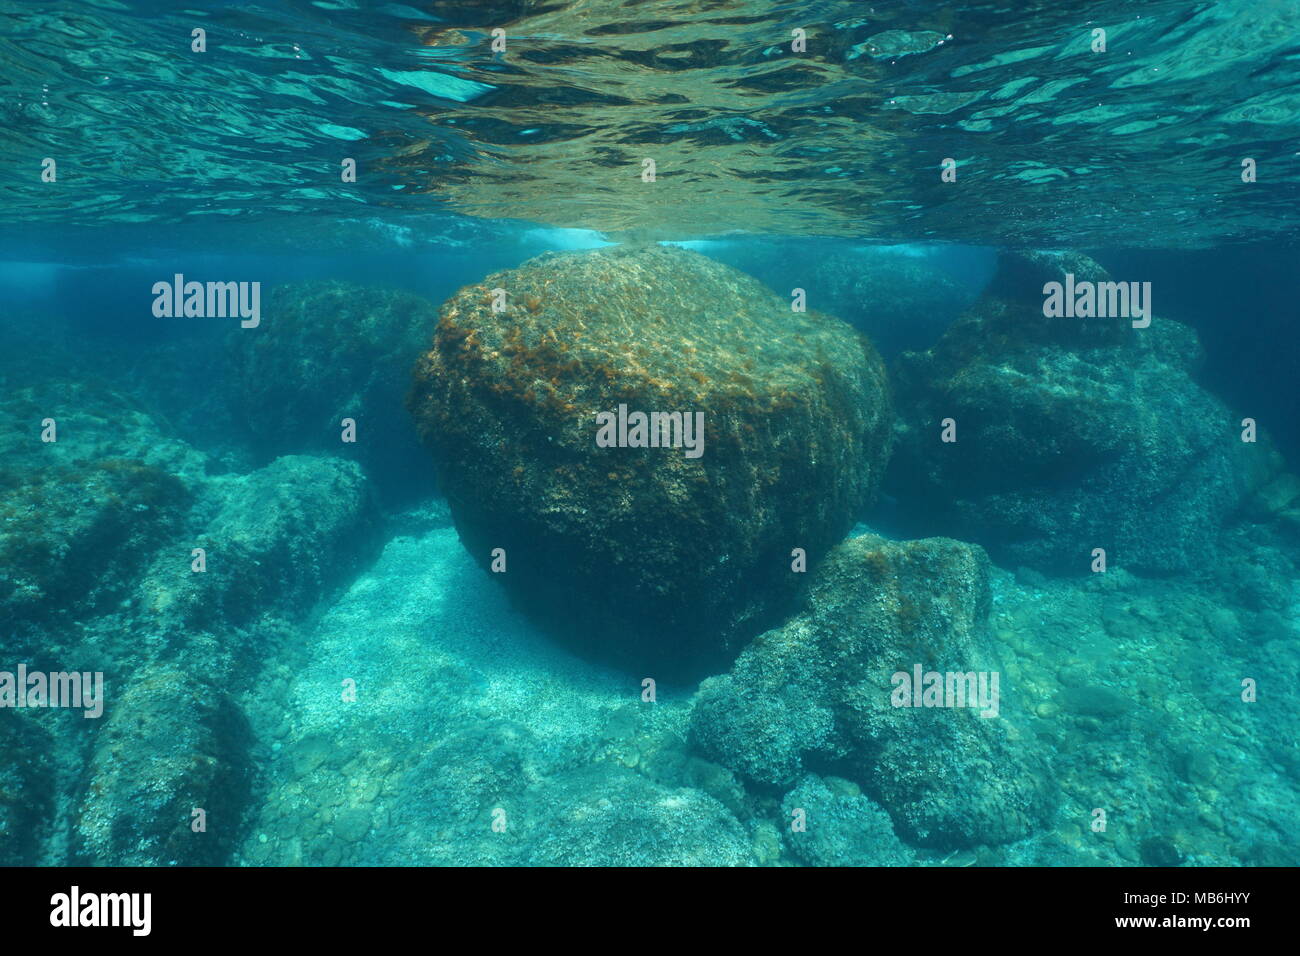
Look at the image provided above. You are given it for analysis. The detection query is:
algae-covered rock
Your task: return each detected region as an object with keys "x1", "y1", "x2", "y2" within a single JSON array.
[
  {"x1": 408, "y1": 244, "x2": 892, "y2": 673},
  {"x1": 75, "y1": 666, "x2": 252, "y2": 865},
  {"x1": 0, "y1": 382, "x2": 198, "y2": 632},
  {"x1": 130, "y1": 454, "x2": 380, "y2": 640},
  {"x1": 888, "y1": 250, "x2": 1277, "y2": 572},
  {"x1": 983, "y1": 249, "x2": 1113, "y2": 312},
  {"x1": 691, "y1": 533, "x2": 1052, "y2": 849},
  {"x1": 229, "y1": 280, "x2": 439, "y2": 501},
  {"x1": 0, "y1": 458, "x2": 191, "y2": 627}
]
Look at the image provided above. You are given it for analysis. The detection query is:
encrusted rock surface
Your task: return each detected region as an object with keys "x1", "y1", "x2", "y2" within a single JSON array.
[
  {"x1": 782, "y1": 774, "x2": 915, "y2": 866},
  {"x1": 0, "y1": 375, "x2": 383, "y2": 866},
  {"x1": 74, "y1": 666, "x2": 252, "y2": 866},
  {"x1": 887, "y1": 250, "x2": 1278, "y2": 572},
  {"x1": 691, "y1": 532, "x2": 1053, "y2": 849},
  {"x1": 409, "y1": 244, "x2": 893, "y2": 673},
  {"x1": 0, "y1": 710, "x2": 53, "y2": 865}
]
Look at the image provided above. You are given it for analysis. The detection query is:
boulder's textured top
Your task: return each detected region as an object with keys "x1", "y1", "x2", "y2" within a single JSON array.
[{"x1": 409, "y1": 244, "x2": 893, "y2": 673}]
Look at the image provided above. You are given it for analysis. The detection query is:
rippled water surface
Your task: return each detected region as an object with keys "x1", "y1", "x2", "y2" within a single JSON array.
[{"x1": 4, "y1": 0, "x2": 1299, "y2": 246}]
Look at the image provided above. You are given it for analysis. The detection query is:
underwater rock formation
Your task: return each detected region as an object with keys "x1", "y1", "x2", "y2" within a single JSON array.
[
  {"x1": 805, "y1": 249, "x2": 977, "y2": 358},
  {"x1": 691, "y1": 532, "x2": 1052, "y2": 849},
  {"x1": 702, "y1": 243, "x2": 979, "y2": 359},
  {"x1": 0, "y1": 382, "x2": 202, "y2": 645},
  {"x1": 133, "y1": 454, "x2": 381, "y2": 636},
  {"x1": 408, "y1": 244, "x2": 893, "y2": 673},
  {"x1": 229, "y1": 280, "x2": 439, "y2": 502},
  {"x1": 796, "y1": 248, "x2": 976, "y2": 358},
  {"x1": 67, "y1": 456, "x2": 383, "y2": 867},
  {"x1": 199, "y1": 455, "x2": 381, "y2": 616},
  {"x1": 0, "y1": 458, "x2": 190, "y2": 630},
  {"x1": 0, "y1": 710, "x2": 53, "y2": 865},
  {"x1": 0, "y1": 370, "x2": 382, "y2": 865},
  {"x1": 782, "y1": 774, "x2": 915, "y2": 866},
  {"x1": 888, "y1": 251, "x2": 1277, "y2": 572},
  {"x1": 75, "y1": 666, "x2": 252, "y2": 866}
]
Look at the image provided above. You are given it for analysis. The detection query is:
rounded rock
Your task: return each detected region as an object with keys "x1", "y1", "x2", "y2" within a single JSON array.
[{"x1": 408, "y1": 244, "x2": 892, "y2": 673}]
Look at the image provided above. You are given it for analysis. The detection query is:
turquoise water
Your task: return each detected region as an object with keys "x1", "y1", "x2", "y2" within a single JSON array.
[{"x1": 1, "y1": 0, "x2": 1298, "y2": 867}]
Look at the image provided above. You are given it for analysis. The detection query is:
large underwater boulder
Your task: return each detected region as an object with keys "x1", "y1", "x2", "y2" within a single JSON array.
[
  {"x1": 691, "y1": 532, "x2": 1052, "y2": 849},
  {"x1": 408, "y1": 244, "x2": 893, "y2": 673},
  {"x1": 887, "y1": 250, "x2": 1277, "y2": 573},
  {"x1": 229, "y1": 280, "x2": 439, "y2": 501}
]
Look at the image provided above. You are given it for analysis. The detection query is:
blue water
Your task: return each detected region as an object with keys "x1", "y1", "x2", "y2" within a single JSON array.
[{"x1": 1, "y1": 0, "x2": 1297, "y2": 868}]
